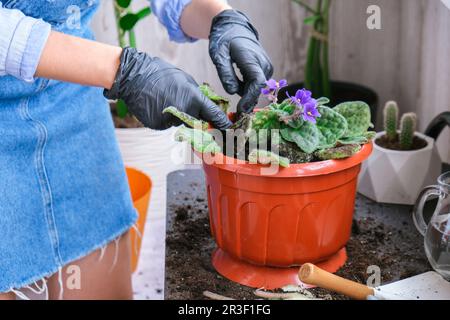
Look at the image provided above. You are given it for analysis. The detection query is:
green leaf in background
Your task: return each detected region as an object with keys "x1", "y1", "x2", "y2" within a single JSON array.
[
  {"x1": 334, "y1": 101, "x2": 374, "y2": 138},
  {"x1": 304, "y1": 15, "x2": 321, "y2": 25},
  {"x1": 316, "y1": 106, "x2": 348, "y2": 149},
  {"x1": 116, "y1": 0, "x2": 132, "y2": 9},
  {"x1": 119, "y1": 7, "x2": 152, "y2": 31},
  {"x1": 116, "y1": 99, "x2": 129, "y2": 118},
  {"x1": 281, "y1": 122, "x2": 320, "y2": 154}
]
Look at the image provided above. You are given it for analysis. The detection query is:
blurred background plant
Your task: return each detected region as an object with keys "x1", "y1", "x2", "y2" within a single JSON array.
[
  {"x1": 113, "y1": 0, "x2": 152, "y2": 119},
  {"x1": 292, "y1": 0, "x2": 332, "y2": 98}
]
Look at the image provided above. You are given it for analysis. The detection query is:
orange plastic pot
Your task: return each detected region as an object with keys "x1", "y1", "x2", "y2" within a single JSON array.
[
  {"x1": 200, "y1": 143, "x2": 373, "y2": 289},
  {"x1": 125, "y1": 167, "x2": 152, "y2": 273}
]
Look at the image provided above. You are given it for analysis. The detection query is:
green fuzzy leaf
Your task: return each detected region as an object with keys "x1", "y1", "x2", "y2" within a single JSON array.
[
  {"x1": 281, "y1": 122, "x2": 320, "y2": 154},
  {"x1": 334, "y1": 101, "x2": 373, "y2": 138},
  {"x1": 248, "y1": 150, "x2": 290, "y2": 168},
  {"x1": 175, "y1": 126, "x2": 221, "y2": 154},
  {"x1": 287, "y1": 119, "x2": 303, "y2": 129},
  {"x1": 365, "y1": 131, "x2": 377, "y2": 140},
  {"x1": 316, "y1": 106, "x2": 348, "y2": 149},
  {"x1": 316, "y1": 97, "x2": 330, "y2": 106},
  {"x1": 199, "y1": 84, "x2": 230, "y2": 113},
  {"x1": 163, "y1": 107, "x2": 208, "y2": 131},
  {"x1": 252, "y1": 109, "x2": 283, "y2": 130},
  {"x1": 338, "y1": 130, "x2": 377, "y2": 145},
  {"x1": 274, "y1": 100, "x2": 296, "y2": 113},
  {"x1": 314, "y1": 144, "x2": 362, "y2": 161},
  {"x1": 338, "y1": 136, "x2": 369, "y2": 145}
]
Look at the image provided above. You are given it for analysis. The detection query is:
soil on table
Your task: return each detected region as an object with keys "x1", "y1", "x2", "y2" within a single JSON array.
[
  {"x1": 375, "y1": 134, "x2": 428, "y2": 151},
  {"x1": 165, "y1": 171, "x2": 432, "y2": 300}
]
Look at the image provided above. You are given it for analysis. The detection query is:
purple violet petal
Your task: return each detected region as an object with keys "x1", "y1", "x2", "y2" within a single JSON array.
[
  {"x1": 261, "y1": 88, "x2": 271, "y2": 95},
  {"x1": 279, "y1": 79, "x2": 288, "y2": 88},
  {"x1": 266, "y1": 79, "x2": 278, "y2": 90}
]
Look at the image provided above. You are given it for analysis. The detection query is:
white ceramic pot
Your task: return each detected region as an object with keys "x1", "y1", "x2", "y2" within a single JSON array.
[
  {"x1": 115, "y1": 127, "x2": 185, "y2": 219},
  {"x1": 358, "y1": 131, "x2": 442, "y2": 205}
]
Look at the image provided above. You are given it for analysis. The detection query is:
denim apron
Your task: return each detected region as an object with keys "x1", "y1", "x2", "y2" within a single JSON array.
[{"x1": 0, "y1": 0, "x2": 137, "y2": 292}]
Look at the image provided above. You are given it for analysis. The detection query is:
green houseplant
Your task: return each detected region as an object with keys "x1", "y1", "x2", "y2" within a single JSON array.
[
  {"x1": 293, "y1": 0, "x2": 331, "y2": 98},
  {"x1": 112, "y1": 0, "x2": 151, "y2": 128},
  {"x1": 280, "y1": 0, "x2": 379, "y2": 125}
]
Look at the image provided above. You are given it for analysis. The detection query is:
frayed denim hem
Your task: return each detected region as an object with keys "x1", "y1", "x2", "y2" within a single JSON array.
[{"x1": 1, "y1": 209, "x2": 138, "y2": 298}]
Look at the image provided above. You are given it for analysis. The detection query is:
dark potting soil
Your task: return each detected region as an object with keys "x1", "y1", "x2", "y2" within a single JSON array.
[
  {"x1": 165, "y1": 170, "x2": 432, "y2": 300},
  {"x1": 375, "y1": 135, "x2": 428, "y2": 151}
]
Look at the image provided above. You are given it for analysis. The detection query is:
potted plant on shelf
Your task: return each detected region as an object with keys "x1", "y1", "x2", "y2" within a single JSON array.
[
  {"x1": 280, "y1": 0, "x2": 379, "y2": 125},
  {"x1": 112, "y1": 0, "x2": 151, "y2": 128},
  {"x1": 111, "y1": 0, "x2": 153, "y2": 161},
  {"x1": 167, "y1": 80, "x2": 374, "y2": 289},
  {"x1": 358, "y1": 101, "x2": 442, "y2": 205}
]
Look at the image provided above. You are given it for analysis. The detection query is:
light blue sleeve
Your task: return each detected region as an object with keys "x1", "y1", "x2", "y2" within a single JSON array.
[
  {"x1": 149, "y1": 0, "x2": 197, "y2": 43},
  {"x1": 0, "y1": 3, "x2": 51, "y2": 82}
]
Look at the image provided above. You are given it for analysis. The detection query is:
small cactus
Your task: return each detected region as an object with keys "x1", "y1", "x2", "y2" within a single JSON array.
[
  {"x1": 384, "y1": 101, "x2": 399, "y2": 141},
  {"x1": 399, "y1": 113, "x2": 417, "y2": 150}
]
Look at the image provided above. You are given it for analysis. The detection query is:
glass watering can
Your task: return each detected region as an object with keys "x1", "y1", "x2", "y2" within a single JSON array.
[{"x1": 413, "y1": 172, "x2": 450, "y2": 280}]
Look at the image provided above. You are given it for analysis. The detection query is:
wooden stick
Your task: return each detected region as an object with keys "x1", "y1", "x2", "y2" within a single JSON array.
[
  {"x1": 203, "y1": 291, "x2": 234, "y2": 300},
  {"x1": 299, "y1": 263, "x2": 375, "y2": 300}
]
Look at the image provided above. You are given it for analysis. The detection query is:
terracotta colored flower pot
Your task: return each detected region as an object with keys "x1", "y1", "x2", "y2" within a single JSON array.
[
  {"x1": 125, "y1": 167, "x2": 152, "y2": 273},
  {"x1": 200, "y1": 143, "x2": 373, "y2": 289}
]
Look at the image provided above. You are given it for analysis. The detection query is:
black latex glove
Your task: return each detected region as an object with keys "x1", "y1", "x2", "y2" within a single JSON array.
[
  {"x1": 209, "y1": 10, "x2": 273, "y2": 114},
  {"x1": 104, "y1": 47, "x2": 232, "y2": 130}
]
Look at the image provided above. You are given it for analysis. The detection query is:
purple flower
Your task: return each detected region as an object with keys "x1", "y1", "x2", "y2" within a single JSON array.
[
  {"x1": 302, "y1": 103, "x2": 321, "y2": 124},
  {"x1": 278, "y1": 79, "x2": 288, "y2": 88},
  {"x1": 266, "y1": 79, "x2": 288, "y2": 90},
  {"x1": 287, "y1": 89, "x2": 321, "y2": 124},
  {"x1": 261, "y1": 79, "x2": 288, "y2": 101},
  {"x1": 288, "y1": 89, "x2": 312, "y2": 107}
]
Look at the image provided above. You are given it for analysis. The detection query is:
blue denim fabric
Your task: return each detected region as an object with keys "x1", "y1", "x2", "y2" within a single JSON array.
[{"x1": 0, "y1": 0, "x2": 137, "y2": 292}]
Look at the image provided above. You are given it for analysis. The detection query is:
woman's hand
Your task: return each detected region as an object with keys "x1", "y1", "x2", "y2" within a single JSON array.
[
  {"x1": 209, "y1": 10, "x2": 273, "y2": 114},
  {"x1": 104, "y1": 47, "x2": 232, "y2": 130},
  {"x1": 180, "y1": 2, "x2": 273, "y2": 114}
]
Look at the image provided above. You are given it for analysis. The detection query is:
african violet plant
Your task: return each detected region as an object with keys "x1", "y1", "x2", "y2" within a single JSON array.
[{"x1": 166, "y1": 79, "x2": 374, "y2": 168}]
